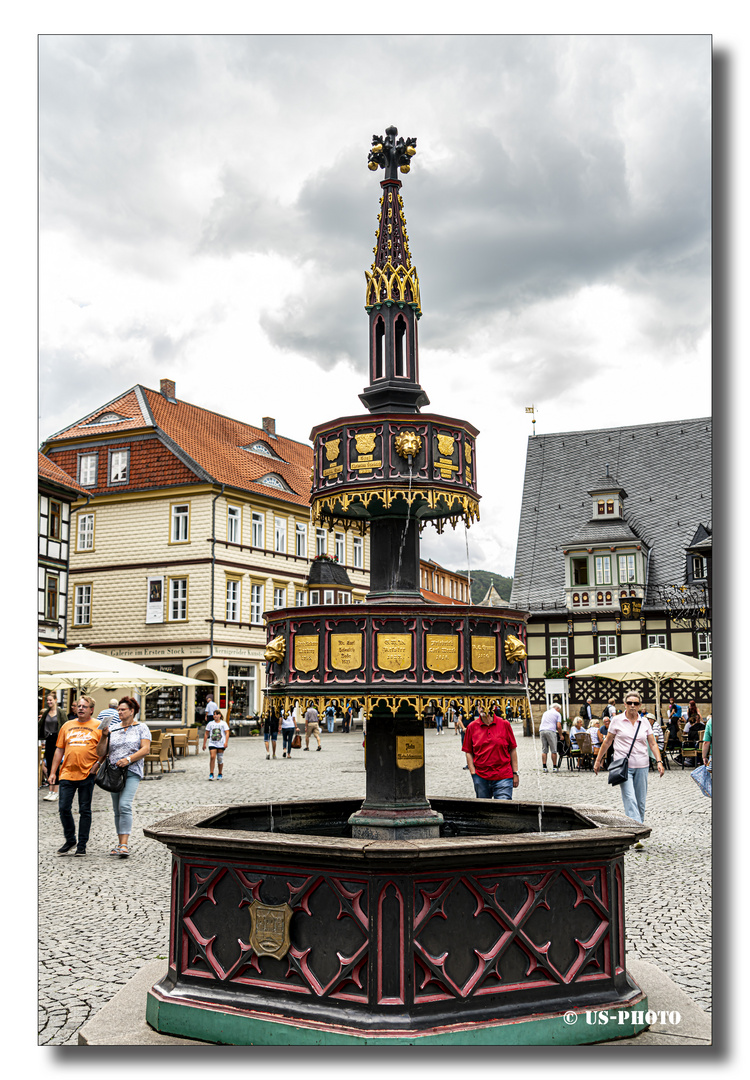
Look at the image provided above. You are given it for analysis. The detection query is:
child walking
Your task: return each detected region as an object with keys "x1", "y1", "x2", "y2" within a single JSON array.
[{"x1": 203, "y1": 709, "x2": 229, "y2": 780}]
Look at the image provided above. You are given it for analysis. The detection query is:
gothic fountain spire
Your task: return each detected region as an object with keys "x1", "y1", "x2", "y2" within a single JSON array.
[{"x1": 360, "y1": 126, "x2": 429, "y2": 413}]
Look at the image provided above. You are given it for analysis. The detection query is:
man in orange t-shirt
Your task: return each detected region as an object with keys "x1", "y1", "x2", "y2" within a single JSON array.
[{"x1": 48, "y1": 696, "x2": 102, "y2": 856}]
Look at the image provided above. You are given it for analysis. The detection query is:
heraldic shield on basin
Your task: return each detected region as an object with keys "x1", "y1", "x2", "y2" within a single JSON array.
[{"x1": 145, "y1": 125, "x2": 651, "y2": 1046}]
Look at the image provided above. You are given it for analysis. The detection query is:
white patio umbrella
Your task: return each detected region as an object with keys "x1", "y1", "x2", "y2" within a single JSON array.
[
  {"x1": 38, "y1": 645, "x2": 210, "y2": 693},
  {"x1": 571, "y1": 645, "x2": 711, "y2": 720}
]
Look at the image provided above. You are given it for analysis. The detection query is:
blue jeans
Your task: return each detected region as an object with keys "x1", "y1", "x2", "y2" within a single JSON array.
[
  {"x1": 58, "y1": 777, "x2": 95, "y2": 849},
  {"x1": 110, "y1": 773, "x2": 141, "y2": 835},
  {"x1": 472, "y1": 774, "x2": 513, "y2": 800},
  {"x1": 620, "y1": 766, "x2": 649, "y2": 823},
  {"x1": 436, "y1": 714, "x2": 443, "y2": 732},
  {"x1": 282, "y1": 728, "x2": 295, "y2": 755},
  {"x1": 325, "y1": 713, "x2": 334, "y2": 733}
]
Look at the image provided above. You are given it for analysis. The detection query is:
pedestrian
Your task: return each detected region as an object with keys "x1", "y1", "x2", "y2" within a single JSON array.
[
  {"x1": 96, "y1": 698, "x2": 120, "y2": 727},
  {"x1": 702, "y1": 715, "x2": 712, "y2": 767},
  {"x1": 342, "y1": 702, "x2": 352, "y2": 734},
  {"x1": 505, "y1": 701, "x2": 513, "y2": 721},
  {"x1": 463, "y1": 705, "x2": 519, "y2": 800},
  {"x1": 598, "y1": 715, "x2": 614, "y2": 768},
  {"x1": 435, "y1": 702, "x2": 444, "y2": 734},
  {"x1": 281, "y1": 708, "x2": 298, "y2": 758},
  {"x1": 47, "y1": 695, "x2": 102, "y2": 856},
  {"x1": 538, "y1": 703, "x2": 563, "y2": 772},
  {"x1": 204, "y1": 693, "x2": 219, "y2": 721},
  {"x1": 203, "y1": 708, "x2": 229, "y2": 779},
  {"x1": 263, "y1": 707, "x2": 280, "y2": 760},
  {"x1": 593, "y1": 690, "x2": 664, "y2": 845},
  {"x1": 39, "y1": 691, "x2": 63, "y2": 801},
  {"x1": 304, "y1": 702, "x2": 322, "y2": 751},
  {"x1": 666, "y1": 697, "x2": 682, "y2": 748},
  {"x1": 324, "y1": 702, "x2": 335, "y2": 734},
  {"x1": 94, "y1": 696, "x2": 151, "y2": 858},
  {"x1": 580, "y1": 698, "x2": 595, "y2": 723}
]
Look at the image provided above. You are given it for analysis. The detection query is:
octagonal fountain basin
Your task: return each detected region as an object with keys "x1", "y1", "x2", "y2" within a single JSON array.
[{"x1": 144, "y1": 798, "x2": 650, "y2": 1045}]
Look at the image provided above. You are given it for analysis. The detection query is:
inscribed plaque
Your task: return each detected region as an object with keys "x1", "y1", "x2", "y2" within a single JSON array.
[
  {"x1": 471, "y1": 636, "x2": 496, "y2": 674},
  {"x1": 294, "y1": 635, "x2": 319, "y2": 673},
  {"x1": 376, "y1": 633, "x2": 412, "y2": 673},
  {"x1": 396, "y1": 735, "x2": 424, "y2": 771},
  {"x1": 331, "y1": 633, "x2": 363, "y2": 672},
  {"x1": 425, "y1": 634, "x2": 459, "y2": 673}
]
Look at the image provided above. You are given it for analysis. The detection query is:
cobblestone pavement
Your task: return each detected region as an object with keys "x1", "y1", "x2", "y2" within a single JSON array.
[{"x1": 38, "y1": 725, "x2": 711, "y2": 1044}]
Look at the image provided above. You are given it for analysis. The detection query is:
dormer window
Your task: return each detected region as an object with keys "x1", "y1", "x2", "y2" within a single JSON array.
[
  {"x1": 84, "y1": 412, "x2": 131, "y2": 426},
  {"x1": 246, "y1": 441, "x2": 274, "y2": 457},
  {"x1": 259, "y1": 474, "x2": 292, "y2": 492},
  {"x1": 597, "y1": 500, "x2": 605, "y2": 514},
  {"x1": 606, "y1": 500, "x2": 614, "y2": 514},
  {"x1": 692, "y1": 555, "x2": 706, "y2": 580}
]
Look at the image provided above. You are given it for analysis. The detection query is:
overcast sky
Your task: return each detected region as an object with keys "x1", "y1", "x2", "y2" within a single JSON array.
[{"x1": 38, "y1": 34, "x2": 711, "y2": 577}]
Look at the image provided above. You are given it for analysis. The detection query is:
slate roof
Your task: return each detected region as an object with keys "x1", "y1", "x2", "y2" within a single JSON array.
[
  {"x1": 43, "y1": 385, "x2": 314, "y2": 507},
  {"x1": 38, "y1": 452, "x2": 89, "y2": 497},
  {"x1": 306, "y1": 560, "x2": 353, "y2": 587},
  {"x1": 510, "y1": 417, "x2": 711, "y2": 613},
  {"x1": 562, "y1": 518, "x2": 641, "y2": 547}
]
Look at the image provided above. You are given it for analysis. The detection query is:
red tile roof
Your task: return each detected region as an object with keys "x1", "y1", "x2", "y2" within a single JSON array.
[
  {"x1": 44, "y1": 385, "x2": 314, "y2": 507},
  {"x1": 38, "y1": 452, "x2": 89, "y2": 496},
  {"x1": 420, "y1": 588, "x2": 468, "y2": 606}
]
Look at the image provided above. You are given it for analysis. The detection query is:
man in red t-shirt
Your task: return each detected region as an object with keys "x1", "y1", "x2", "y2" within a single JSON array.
[{"x1": 463, "y1": 707, "x2": 519, "y2": 800}]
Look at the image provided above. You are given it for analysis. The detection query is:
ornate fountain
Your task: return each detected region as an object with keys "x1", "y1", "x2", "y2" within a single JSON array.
[{"x1": 145, "y1": 127, "x2": 649, "y2": 1045}]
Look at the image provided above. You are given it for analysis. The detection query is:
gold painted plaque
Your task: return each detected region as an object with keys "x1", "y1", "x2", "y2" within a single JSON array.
[
  {"x1": 471, "y1": 636, "x2": 497, "y2": 674},
  {"x1": 465, "y1": 443, "x2": 472, "y2": 464},
  {"x1": 294, "y1": 635, "x2": 319, "y2": 673},
  {"x1": 248, "y1": 900, "x2": 293, "y2": 959},
  {"x1": 396, "y1": 735, "x2": 424, "y2": 771},
  {"x1": 425, "y1": 634, "x2": 459, "y2": 673},
  {"x1": 355, "y1": 432, "x2": 377, "y2": 455},
  {"x1": 377, "y1": 633, "x2": 412, "y2": 673},
  {"x1": 324, "y1": 438, "x2": 341, "y2": 462},
  {"x1": 331, "y1": 633, "x2": 363, "y2": 672},
  {"x1": 436, "y1": 433, "x2": 455, "y2": 457}
]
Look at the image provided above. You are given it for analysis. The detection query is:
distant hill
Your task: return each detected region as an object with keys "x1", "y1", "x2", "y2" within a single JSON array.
[{"x1": 456, "y1": 569, "x2": 514, "y2": 605}]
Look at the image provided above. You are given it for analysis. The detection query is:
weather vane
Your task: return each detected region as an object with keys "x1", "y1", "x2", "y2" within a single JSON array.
[
  {"x1": 525, "y1": 404, "x2": 537, "y2": 436},
  {"x1": 367, "y1": 125, "x2": 417, "y2": 182}
]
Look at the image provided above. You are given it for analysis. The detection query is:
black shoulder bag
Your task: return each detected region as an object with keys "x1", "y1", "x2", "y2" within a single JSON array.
[
  {"x1": 94, "y1": 732, "x2": 128, "y2": 793},
  {"x1": 607, "y1": 720, "x2": 641, "y2": 785}
]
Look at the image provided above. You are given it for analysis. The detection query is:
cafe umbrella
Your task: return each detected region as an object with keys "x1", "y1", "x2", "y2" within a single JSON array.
[
  {"x1": 38, "y1": 645, "x2": 210, "y2": 693},
  {"x1": 571, "y1": 645, "x2": 711, "y2": 721}
]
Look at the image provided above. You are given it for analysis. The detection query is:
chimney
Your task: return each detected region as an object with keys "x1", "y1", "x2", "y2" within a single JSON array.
[
  {"x1": 160, "y1": 379, "x2": 176, "y2": 400},
  {"x1": 262, "y1": 416, "x2": 276, "y2": 437}
]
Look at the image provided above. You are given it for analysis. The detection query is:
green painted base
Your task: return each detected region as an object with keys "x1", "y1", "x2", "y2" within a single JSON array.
[{"x1": 146, "y1": 986, "x2": 649, "y2": 1046}]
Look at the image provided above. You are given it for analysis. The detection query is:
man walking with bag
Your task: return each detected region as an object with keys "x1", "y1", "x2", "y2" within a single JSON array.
[{"x1": 47, "y1": 696, "x2": 103, "y2": 856}]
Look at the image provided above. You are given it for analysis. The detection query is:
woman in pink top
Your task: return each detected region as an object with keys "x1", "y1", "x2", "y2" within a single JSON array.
[{"x1": 593, "y1": 690, "x2": 664, "y2": 842}]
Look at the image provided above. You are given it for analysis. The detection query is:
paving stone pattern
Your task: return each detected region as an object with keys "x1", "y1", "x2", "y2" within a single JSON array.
[{"x1": 38, "y1": 725, "x2": 711, "y2": 1044}]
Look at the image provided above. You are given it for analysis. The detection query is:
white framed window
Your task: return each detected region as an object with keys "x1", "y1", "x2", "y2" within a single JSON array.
[
  {"x1": 78, "y1": 453, "x2": 98, "y2": 487},
  {"x1": 324, "y1": 589, "x2": 334, "y2": 605},
  {"x1": 226, "y1": 579, "x2": 240, "y2": 622},
  {"x1": 353, "y1": 536, "x2": 364, "y2": 569},
  {"x1": 76, "y1": 512, "x2": 95, "y2": 551},
  {"x1": 250, "y1": 583, "x2": 263, "y2": 623},
  {"x1": 618, "y1": 554, "x2": 636, "y2": 583},
  {"x1": 109, "y1": 448, "x2": 130, "y2": 484},
  {"x1": 295, "y1": 522, "x2": 307, "y2": 558},
  {"x1": 692, "y1": 555, "x2": 706, "y2": 580},
  {"x1": 316, "y1": 528, "x2": 327, "y2": 557},
  {"x1": 309, "y1": 589, "x2": 320, "y2": 605},
  {"x1": 274, "y1": 517, "x2": 287, "y2": 553},
  {"x1": 274, "y1": 586, "x2": 286, "y2": 609},
  {"x1": 648, "y1": 633, "x2": 667, "y2": 650},
  {"x1": 334, "y1": 532, "x2": 345, "y2": 563},
  {"x1": 336, "y1": 590, "x2": 351, "y2": 604},
  {"x1": 169, "y1": 577, "x2": 188, "y2": 621},
  {"x1": 227, "y1": 505, "x2": 241, "y2": 544},
  {"x1": 45, "y1": 573, "x2": 59, "y2": 621},
  {"x1": 595, "y1": 555, "x2": 611, "y2": 585},
  {"x1": 295, "y1": 590, "x2": 307, "y2": 607},
  {"x1": 251, "y1": 511, "x2": 264, "y2": 548},
  {"x1": 598, "y1": 635, "x2": 617, "y2": 661},
  {"x1": 697, "y1": 631, "x2": 711, "y2": 660},
  {"x1": 171, "y1": 503, "x2": 190, "y2": 543},
  {"x1": 74, "y1": 584, "x2": 91, "y2": 626},
  {"x1": 549, "y1": 636, "x2": 569, "y2": 668}
]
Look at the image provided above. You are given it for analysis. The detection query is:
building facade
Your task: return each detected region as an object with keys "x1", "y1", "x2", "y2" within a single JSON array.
[
  {"x1": 510, "y1": 418, "x2": 712, "y2": 717},
  {"x1": 38, "y1": 452, "x2": 89, "y2": 653},
  {"x1": 419, "y1": 558, "x2": 470, "y2": 604},
  {"x1": 41, "y1": 381, "x2": 370, "y2": 724}
]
